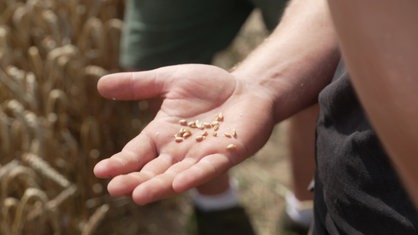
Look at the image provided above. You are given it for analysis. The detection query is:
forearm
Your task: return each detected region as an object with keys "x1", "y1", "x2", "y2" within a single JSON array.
[
  {"x1": 232, "y1": 0, "x2": 340, "y2": 122},
  {"x1": 328, "y1": 0, "x2": 418, "y2": 205}
]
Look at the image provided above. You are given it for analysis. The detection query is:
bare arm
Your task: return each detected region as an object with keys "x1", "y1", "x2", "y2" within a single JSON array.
[
  {"x1": 94, "y1": 0, "x2": 339, "y2": 205},
  {"x1": 327, "y1": 0, "x2": 418, "y2": 206},
  {"x1": 233, "y1": 0, "x2": 339, "y2": 122}
]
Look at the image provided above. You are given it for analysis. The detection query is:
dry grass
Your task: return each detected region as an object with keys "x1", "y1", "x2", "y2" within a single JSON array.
[
  {"x1": 0, "y1": 1, "x2": 291, "y2": 234},
  {"x1": 0, "y1": 1, "x2": 153, "y2": 234}
]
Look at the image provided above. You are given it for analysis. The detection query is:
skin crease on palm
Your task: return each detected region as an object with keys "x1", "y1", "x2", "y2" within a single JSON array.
[{"x1": 93, "y1": 64, "x2": 277, "y2": 205}]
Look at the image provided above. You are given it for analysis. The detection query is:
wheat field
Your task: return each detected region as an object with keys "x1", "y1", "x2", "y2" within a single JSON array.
[{"x1": 0, "y1": 1, "x2": 155, "y2": 234}]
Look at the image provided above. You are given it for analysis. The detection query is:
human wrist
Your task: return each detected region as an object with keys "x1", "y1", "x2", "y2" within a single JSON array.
[{"x1": 231, "y1": 66, "x2": 295, "y2": 123}]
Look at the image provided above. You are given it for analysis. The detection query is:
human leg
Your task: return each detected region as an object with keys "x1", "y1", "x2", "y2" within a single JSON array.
[
  {"x1": 279, "y1": 105, "x2": 318, "y2": 234},
  {"x1": 287, "y1": 105, "x2": 317, "y2": 203}
]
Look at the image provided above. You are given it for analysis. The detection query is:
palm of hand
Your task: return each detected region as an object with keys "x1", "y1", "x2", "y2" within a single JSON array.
[{"x1": 94, "y1": 64, "x2": 275, "y2": 205}]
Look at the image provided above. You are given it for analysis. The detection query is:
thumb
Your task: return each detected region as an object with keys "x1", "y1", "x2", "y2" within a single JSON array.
[{"x1": 97, "y1": 70, "x2": 166, "y2": 100}]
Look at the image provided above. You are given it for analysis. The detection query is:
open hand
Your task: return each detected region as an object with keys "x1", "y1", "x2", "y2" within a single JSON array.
[{"x1": 94, "y1": 64, "x2": 276, "y2": 205}]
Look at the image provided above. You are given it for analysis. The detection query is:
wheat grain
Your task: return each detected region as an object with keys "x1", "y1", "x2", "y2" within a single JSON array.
[
  {"x1": 226, "y1": 144, "x2": 237, "y2": 150},
  {"x1": 179, "y1": 119, "x2": 187, "y2": 126}
]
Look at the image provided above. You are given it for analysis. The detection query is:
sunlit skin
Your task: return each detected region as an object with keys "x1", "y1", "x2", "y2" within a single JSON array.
[
  {"x1": 94, "y1": 0, "x2": 341, "y2": 206},
  {"x1": 93, "y1": 65, "x2": 276, "y2": 205},
  {"x1": 328, "y1": 0, "x2": 418, "y2": 206},
  {"x1": 94, "y1": 0, "x2": 418, "y2": 209}
]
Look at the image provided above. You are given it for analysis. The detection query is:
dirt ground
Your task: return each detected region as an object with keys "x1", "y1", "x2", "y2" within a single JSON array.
[{"x1": 96, "y1": 10, "x2": 294, "y2": 235}]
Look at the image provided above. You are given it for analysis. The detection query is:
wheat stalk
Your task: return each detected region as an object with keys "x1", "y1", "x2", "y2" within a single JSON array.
[
  {"x1": 22, "y1": 153, "x2": 71, "y2": 188},
  {"x1": 80, "y1": 117, "x2": 101, "y2": 151},
  {"x1": 81, "y1": 204, "x2": 110, "y2": 235},
  {"x1": 12, "y1": 188, "x2": 60, "y2": 235},
  {"x1": 0, "y1": 1, "x2": 147, "y2": 234},
  {"x1": 104, "y1": 18, "x2": 123, "y2": 69},
  {"x1": 0, "y1": 68, "x2": 26, "y2": 102},
  {"x1": 28, "y1": 185, "x2": 78, "y2": 220},
  {"x1": 0, "y1": 111, "x2": 11, "y2": 154},
  {"x1": 78, "y1": 17, "x2": 106, "y2": 66},
  {"x1": 0, "y1": 160, "x2": 20, "y2": 200},
  {"x1": 0, "y1": 26, "x2": 12, "y2": 68},
  {"x1": 27, "y1": 46, "x2": 43, "y2": 83},
  {"x1": 11, "y1": 4, "x2": 31, "y2": 50},
  {"x1": 40, "y1": 10, "x2": 61, "y2": 44},
  {"x1": 1, "y1": 197, "x2": 19, "y2": 235},
  {"x1": 47, "y1": 185, "x2": 77, "y2": 211},
  {"x1": 1, "y1": 165, "x2": 38, "y2": 198}
]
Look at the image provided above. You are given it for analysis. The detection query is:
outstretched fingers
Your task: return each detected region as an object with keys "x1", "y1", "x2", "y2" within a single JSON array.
[
  {"x1": 93, "y1": 134, "x2": 156, "y2": 178},
  {"x1": 172, "y1": 153, "x2": 232, "y2": 192},
  {"x1": 130, "y1": 153, "x2": 233, "y2": 205},
  {"x1": 131, "y1": 157, "x2": 198, "y2": 205},
  {"x1": 104, "y1": 153, "x2": 176, "y2": 196}
]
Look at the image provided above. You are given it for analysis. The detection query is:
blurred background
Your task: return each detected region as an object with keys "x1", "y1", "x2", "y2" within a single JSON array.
[{"x1": 0, "y1": 1, "x2": 292, "y2": 234}]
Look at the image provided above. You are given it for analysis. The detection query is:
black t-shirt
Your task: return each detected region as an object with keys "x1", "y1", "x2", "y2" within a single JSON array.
[{"x1": 313, "y1": 61, "x2": 418, "y2": 235}]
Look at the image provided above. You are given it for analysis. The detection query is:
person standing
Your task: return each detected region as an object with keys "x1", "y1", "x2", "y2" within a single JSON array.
[
  {"x1": 95, "y1": 0, "x2": 418, "y2": 234},
  {"x1": 116, "y1": 0, "x2": 323, "y2": 234}
]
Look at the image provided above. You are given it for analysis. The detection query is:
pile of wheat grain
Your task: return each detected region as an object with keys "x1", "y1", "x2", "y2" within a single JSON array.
[{"x1": 0, "y1": 1, "x2": 158, "y2": 234}]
